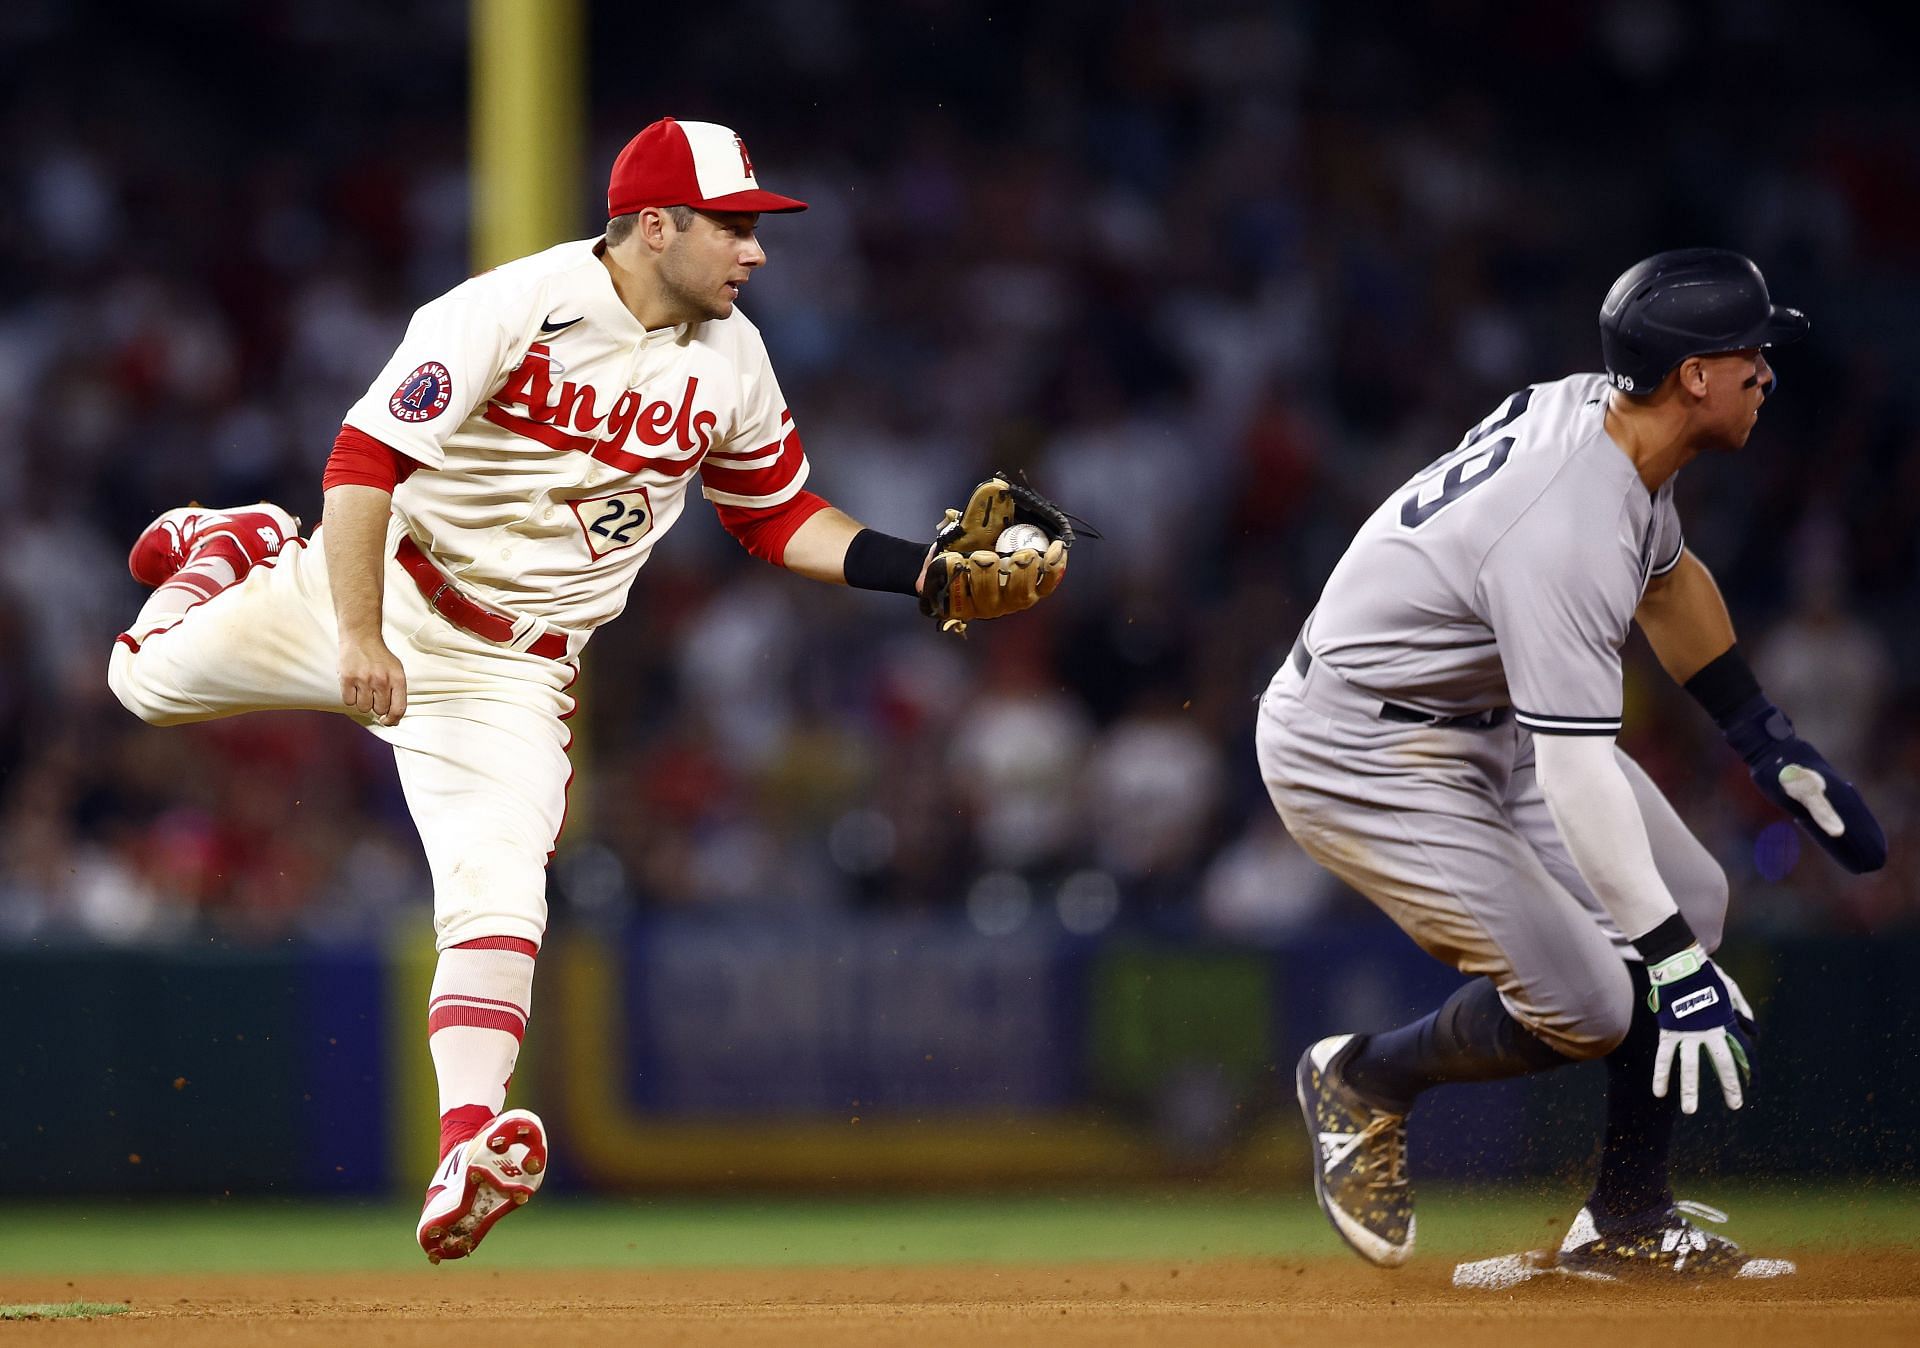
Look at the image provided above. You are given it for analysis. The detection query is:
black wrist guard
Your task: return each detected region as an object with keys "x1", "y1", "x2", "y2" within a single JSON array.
[
  {"x1": 1632, "y1": 912, "x2": 1701, "y2": 965},
  {"x1": 843, "y1": 529, "x2": 925, "y2": 596},
  {"x1": 1683, "y1": 645, "x2": 1764, "y2": 728}
]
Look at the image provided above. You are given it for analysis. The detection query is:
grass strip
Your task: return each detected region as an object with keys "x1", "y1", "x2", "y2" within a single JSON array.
[
  {"x1": 0, "y1": 1184, "x2": 1912, "y2": 1274},
  {"x1": 0, "y1": 1303, "x2": 130, "y2": 1320}
]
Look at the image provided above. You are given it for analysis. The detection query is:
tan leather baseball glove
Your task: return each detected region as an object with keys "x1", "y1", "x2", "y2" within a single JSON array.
[{"x1": 918, "y1": 475, "x2": 1076, "y2": 635}]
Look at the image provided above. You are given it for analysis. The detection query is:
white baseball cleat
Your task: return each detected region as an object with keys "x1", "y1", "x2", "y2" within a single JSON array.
[
  {"x1": 416, "y1": 1108, "x2": 549, "y2": 1265},
  {"x1": 127, "y1": 502, "x2": 302, "y2": 588}
]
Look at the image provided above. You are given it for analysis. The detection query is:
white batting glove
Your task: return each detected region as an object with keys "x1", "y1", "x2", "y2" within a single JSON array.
[{"x1": 1647, "y1": 945, "x2": 1752, "y2": 1114}]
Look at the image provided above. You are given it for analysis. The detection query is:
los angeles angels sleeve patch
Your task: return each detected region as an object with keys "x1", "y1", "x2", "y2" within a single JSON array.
[{"x1": 389, "y1": 362, "x2": 453, "y2": 423}]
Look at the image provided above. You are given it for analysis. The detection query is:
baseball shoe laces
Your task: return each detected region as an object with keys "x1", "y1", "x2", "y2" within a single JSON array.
[{"x1": 1296, "y1": 1034, "x2": 1416, "y2": 1267}]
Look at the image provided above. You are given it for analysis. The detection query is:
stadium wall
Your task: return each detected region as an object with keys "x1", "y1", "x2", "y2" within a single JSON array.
[{"x1": 8, "y1": 920, "x2": 1914, "y2": 1195}]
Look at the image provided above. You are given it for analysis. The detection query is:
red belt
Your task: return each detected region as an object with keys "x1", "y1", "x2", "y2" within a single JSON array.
[{"x1": 394, "y1": 536, "x2": 568, "y2": 660}]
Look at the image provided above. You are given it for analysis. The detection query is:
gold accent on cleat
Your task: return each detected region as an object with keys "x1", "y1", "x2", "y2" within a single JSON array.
[
  {"x1": 512, "y1": 1191, "x2": 529, "y2": 1205},
  {"x1": 426, "y1": 1225, "x2": 444, "y2": 1241},
  {"x1": 523, "y1": 1157, "x2": 544, "y2": 1175},
  {"x1": 489, "y1": 1135, "x2": 508, "y2": 1152}
]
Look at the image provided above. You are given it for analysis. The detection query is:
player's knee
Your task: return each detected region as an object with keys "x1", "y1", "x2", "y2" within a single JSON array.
[
  {"x1": 1522, "y1": 965, "x2": 1633, "y2": 1060},
  {"x1": 107, "y1": 643, "x2": 186, "y2": 726},
  {"x1": 1543, "y1": 1007, "x2": 1629, "y2": 1060},
  {"x1": 1578, "y1": 983, "x2": 1635, "y2": 1057},
  {"x1": 436, "y1": 907, "x2": 549, "y2": 951},
  {"x1": 431, "y1": 845, "x2": 550, "y2": 950},
  {"x1": 1534, "y1": 1021, "x2": 1623, "y2": 1061}
]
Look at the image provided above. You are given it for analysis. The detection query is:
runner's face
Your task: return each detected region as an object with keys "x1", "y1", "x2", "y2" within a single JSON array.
[
  {"x1": 1693, "y1": 348, "x2": 1772, "y2": 449},
  {"x1": 659, "y1": 211, "x2": 764, "y2": 321}
]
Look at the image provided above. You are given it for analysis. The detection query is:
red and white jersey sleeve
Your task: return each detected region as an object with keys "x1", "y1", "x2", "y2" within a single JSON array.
[
  {"x1": 696, "y1": 321, "x2": 810, "y2": 510},
  {"x1": 342, "y1": 276, "x2": 530, "y2": 470}
]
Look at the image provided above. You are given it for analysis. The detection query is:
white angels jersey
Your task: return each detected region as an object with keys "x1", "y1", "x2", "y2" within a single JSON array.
[
  {"x1": 343, "y1": 237, "x2": 808, "y2": 635},
  {"x1": 1301, "y1": 373, "x2": 1685, "y2": 735}
]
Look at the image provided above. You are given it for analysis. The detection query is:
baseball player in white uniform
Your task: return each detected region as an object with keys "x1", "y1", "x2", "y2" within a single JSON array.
[
  {"x1": 107, "y1": 117, "x2": 1066, "y2": 1263},
  {"x1": 1269, "y1": 250, "x2": 1885, "y2": 1278}
]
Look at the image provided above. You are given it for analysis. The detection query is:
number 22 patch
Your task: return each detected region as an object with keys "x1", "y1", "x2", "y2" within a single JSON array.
[{"x1": 569, "y1": 488, "x2": 654, "y2": 560}]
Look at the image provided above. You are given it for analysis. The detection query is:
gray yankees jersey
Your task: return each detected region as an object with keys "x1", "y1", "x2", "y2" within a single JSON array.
[{"x1": 1303, "y1": 373, "x2": 1683, "y2": 734}]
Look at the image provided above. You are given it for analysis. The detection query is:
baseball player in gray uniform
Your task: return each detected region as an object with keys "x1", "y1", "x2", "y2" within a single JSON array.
[{"x1": 1266, "y1": 250, "x2": 1885, "y2": 1278}]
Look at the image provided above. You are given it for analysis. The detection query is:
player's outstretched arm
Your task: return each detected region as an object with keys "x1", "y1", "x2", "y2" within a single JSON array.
[
  {"x1": 779, "y1": 505, "x2": 882, "y2": 585},
  {"x1": 1638, "y1": 550, "x2": 1886, "y2": 872},
  {"x1": 323, "y1": 484, "x2": 408, "y2": 727},
  {"x1": 762, "y1": 478, "x2": 1078, "y2": 636}
]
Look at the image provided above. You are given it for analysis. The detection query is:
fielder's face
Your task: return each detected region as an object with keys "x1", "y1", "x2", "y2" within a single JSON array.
[
  {"x1": 1690, "y1": 347, "x2": 1773, "y2": 450},
  {"x1": 658, "y1": 210, "x2": 765, "y2": 322}
]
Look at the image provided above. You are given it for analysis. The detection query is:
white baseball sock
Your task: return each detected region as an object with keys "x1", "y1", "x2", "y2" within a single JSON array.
[{"x1": 428, "y1": 936, "x2": 538, "y2": 1157}]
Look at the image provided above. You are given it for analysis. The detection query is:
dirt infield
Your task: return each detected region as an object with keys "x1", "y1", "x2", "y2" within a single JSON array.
[{"x1": 6, "y1": 1254, "x2": 1918, "y2": 1346}]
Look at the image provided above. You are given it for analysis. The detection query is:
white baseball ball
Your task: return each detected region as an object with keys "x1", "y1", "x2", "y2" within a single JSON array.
[{"x1": 995, "y1": 523, "x2": 1049, "y2": 556}]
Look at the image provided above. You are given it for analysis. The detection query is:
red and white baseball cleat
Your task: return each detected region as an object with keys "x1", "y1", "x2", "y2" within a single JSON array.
[
  {"x1": 416, "y1": 1108, "x2": 549, "y2": 1265},
  {"x1": 127, "y1": 502, "x2": 302, "y2": 588}
]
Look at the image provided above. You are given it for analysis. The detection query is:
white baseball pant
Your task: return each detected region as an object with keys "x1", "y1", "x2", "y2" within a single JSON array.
[{"x1": 108, "y1": 522, "x2": 576, "y2": 950}]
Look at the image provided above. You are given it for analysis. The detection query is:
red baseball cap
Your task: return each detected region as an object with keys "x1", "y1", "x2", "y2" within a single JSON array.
[{"x1": 607, "y1": 118, "x2": 807, "y2": 218}]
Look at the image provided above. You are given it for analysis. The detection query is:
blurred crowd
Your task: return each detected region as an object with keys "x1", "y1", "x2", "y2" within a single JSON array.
[{"x1": 2, "y1": 0, "x2": 1915, "y2": 947}]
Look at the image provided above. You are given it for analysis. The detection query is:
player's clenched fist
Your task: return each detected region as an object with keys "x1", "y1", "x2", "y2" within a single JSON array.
[{"x1": 338, "y1": 632, "x2": 408, "y2": 726}]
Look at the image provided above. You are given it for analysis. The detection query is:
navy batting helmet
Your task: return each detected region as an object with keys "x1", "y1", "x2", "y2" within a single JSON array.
[{"x1": 1599, "y1": 249, "x2": 1808, "y2": 395}]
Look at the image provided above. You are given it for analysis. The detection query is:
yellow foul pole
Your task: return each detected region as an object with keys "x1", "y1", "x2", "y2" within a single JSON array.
[{"x1": 471, "y1": 0, "x2": 587, "y2": 271}]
